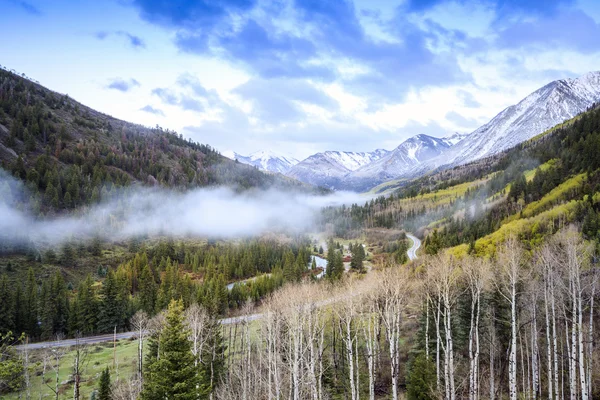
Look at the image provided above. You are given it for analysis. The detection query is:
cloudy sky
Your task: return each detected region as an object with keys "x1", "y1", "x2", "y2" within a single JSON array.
[{"x1": 2, "y1": 0, "x2": 600, "y2": 159}]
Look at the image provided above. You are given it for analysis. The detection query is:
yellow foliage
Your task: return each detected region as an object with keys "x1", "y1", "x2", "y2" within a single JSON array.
[{"x1": 447, "y1": 200, "x2": 581, "y2": 257}]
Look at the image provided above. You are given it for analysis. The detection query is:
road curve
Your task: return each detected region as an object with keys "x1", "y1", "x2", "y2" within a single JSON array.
[{"x1": 406, "y1": 233, "x2": 421, "y2": 261}]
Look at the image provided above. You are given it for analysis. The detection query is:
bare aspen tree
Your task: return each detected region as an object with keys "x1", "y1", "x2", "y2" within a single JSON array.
[
  {"x1": 489, "y1": 308, "x2": 496, "y2": 400},
  {"x1": 261, "y1": 304, "x2": 284, "y2": 400},
  {"x1": 111, "y1": 377, "x2": 142, "y2": 400},
  {"x1": 435, "y1": 293, "x2": 442, "y2": 391},
  {"x1": 72, "y1": 334, "x2": 89, "y2": 400},
  {"x1": 586, "y1": 270, "x2": 596, "y2": 397},
  {"x1": 464, "y1": 256, "x2": 489, "y2": 400},
  {"x1": 336, "y1": 287, "x2": 360, "y2": 400},
  {"x1": 363, "y1": 290, "x2": 380, "y2": 400},
  {"x1": 540, "y1": 244, "x2": 560, "y2": 400},
  {"x1": 303, "y1": 286, "x2": 326, "y2": 400},
  {"x1": 428, "y1": 254, "x2": 461, "y2": 400},
  {"x1": 23, "y1": 336, "x2": 31, "y2": 400},
  {"x1": 185, "y1": 303, "x2": 210, "y2": 367},
  {"x1": 425, "y1": 294, "x2": 430, "y2": 360},
  {"x1": 131, "y1": 310, "x2": 149, "y2": 385},
  {"x1": 424, "y1": 267, "x2": 442, "y2": 391},
  {"x1": 46, "y1": 334, "x2": 66, "y2": 400},
  {"x1": 558, "y1": 228, "x2": 592, "y2": 400},
  {"x1": 377, "y1": 267, "x2": 412, "y2": 400},
  {"x1": 496, "y1": 238, "x2": 525, "y2": 400},
  {"x1": 530, "y1": 287, "x2": 540, "y2": 400}
]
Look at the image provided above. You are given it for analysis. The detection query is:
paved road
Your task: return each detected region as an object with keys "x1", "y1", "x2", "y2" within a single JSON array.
[
  {"x1": 406, "y1": 233, "x2": 421, "y2": 261},
  {"x1": 15, "y1": 332, "x2": 138, "y2": 350},
  {"x1": 16, "y1": 313, "x2": 265, "y2": 351}
]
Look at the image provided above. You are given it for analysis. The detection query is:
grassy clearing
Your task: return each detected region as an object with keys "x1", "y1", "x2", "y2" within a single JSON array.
[{"x1": 6, "y1": 339, "x2": 139, "y2": 400}]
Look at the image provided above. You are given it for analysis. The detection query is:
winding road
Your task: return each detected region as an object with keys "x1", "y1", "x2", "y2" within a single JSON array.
[
  {"x1": 406, "y1": 233, "x2": 421, "y2": 261},
  {"x1": 17, "y1": 236, "x2": 422, "y2": 351}
]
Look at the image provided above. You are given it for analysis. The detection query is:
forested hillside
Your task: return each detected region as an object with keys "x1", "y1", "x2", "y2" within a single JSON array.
[
  {"x1": 0, "y1": 68, "x2": 311, "y2": 214},
  {"x1": 323, "y1": 103, "x2": 600, "y2": 251}
]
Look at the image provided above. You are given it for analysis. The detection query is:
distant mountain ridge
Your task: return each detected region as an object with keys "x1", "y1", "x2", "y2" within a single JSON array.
[
  {"x1": 346, "y1": 134, "x2": 451, "y2": 185},
  {"x1": 434, "y1": 71, "x2": 600, "y2": 168},
  {"x1": 286, "y1": 149, "x2": 389, "y2": 189},
  {"x1": 225, "y1": 150, "x2": 299, "y2": 174},
  {"x1": 227, "y1": 71, "x2": 600, "y2": 192}
]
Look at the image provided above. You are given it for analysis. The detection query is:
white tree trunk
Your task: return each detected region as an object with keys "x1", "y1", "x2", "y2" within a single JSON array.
[
  {"x1": 509, "y1": 277, "x2": 518, "y2": 400},
  {"x1": 544, "y1": 277, "x2": 554, "y2": 400}
]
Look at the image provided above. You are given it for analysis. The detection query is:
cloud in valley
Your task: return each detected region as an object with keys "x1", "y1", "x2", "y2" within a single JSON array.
[{"x1": 0, "y1": 170, "x2": 366, "y2": 248}]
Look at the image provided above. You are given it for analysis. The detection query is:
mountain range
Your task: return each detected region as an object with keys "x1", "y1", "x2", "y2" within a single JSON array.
[
  {"x1": 228, "y1": 71, "x2": 600, "y2": 191},
  {"x1": 223, "y1": 150, "x2": 299, "y2": 174}
]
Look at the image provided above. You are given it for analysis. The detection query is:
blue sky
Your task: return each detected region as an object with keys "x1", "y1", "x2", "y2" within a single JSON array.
[{"x1": 1, "y1": 0, "x2": 600, "y2": 158}]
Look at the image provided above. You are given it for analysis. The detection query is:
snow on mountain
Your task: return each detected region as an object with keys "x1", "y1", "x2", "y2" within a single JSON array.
[
  {"x1": 345, "y1": 135, "x2": 450, "y2": 187},
  {"x1": 226, "y1": 150, "x2": 299, "y2": 174},
  {"x1": 437, "y1": 71, "x2": 600, "y2": 167},
  {"x1": 286, "y1": 150, "x2": 389, "y2": 188},
  {"x1": 441, "y1": 132, "x2": 469, "y2": 146},
  {"x1": 345, "y1": 71, "x2": 600, "y2": 191},
  {"x1": 228, "y1": 71, "x2": 600, "y2": 191}
]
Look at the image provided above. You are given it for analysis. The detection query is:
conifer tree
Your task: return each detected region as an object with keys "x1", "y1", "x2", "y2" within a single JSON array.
[
  {"x1": 139, "y1": 264, "x2": 157, "y2": 315},
  {"x1": 0, "y1": 275, "x2": 14, "y2": 334},
  {"x1": 98, "y1": 271, "x2": 127, "y2": 333},
  {"x1": 24, "y1": 268, "x2": 38, "y2": 338},
  {"x1": 76, "y1": 275, "x2": 98, "y2": 335},
  {"x1": 141, "y1": 299, "x2": 198, "y2": 400},
  {"x1": 97, "y1": 367, "x2": 111, "y2": 400}
]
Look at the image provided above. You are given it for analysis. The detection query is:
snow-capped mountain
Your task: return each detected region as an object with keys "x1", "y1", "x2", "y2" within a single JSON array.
[
  {"x1": 345, "y1": 135, "x2": 451, "y2": 188},
  {"x1": 345, "y1": 71, "x2": 600, "y2": 190},
  {"x1": 286, "y1": 150, "x2": 389, "y2": 188},
  {"x1": 230, "y1": 72, "x2": 600, "y2": 191},
  {"x1": 225, "y1": 150, "x2": 299, "y2": 174},
  {"x1": 441, "y1": 132, "x2": 469, "y2": 146},
  {"x1": 437, "y1": 71, "x2": 600, "y2": 167}
]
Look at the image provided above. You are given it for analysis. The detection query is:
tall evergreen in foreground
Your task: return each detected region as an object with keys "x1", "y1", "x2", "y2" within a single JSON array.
[
  {"x1": 141, "y1": 299, "x2": 198, "y2": 400},
  {"x1": 96, "y1": 367, "x2": 111, "y2": 400}
]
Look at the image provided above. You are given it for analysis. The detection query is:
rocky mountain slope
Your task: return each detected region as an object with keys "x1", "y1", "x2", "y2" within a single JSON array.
[
  {"x1": 336, "y1": 71, "x2": 600, "y2": 191},
  {"x1": 431, "y1": 71, "x2": 600, "y2": 168},
  {"x1": 286, "y1": 149, "x2": 389, "y2": 188},
  {"x1": 224, "y1": 150, "x2": 299, "y2": 174},
  {"x1": 345, "y1": 135, "x2": 451, "y2": 189}
]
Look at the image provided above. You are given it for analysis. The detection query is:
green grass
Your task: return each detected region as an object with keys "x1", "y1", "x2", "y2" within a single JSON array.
[{"x1": 6, "y1": 339, "x2": 139, "y2": 400}]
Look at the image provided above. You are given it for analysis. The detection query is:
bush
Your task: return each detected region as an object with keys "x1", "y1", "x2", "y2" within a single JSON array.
[{"x1": 406, "y1": 353, "x2": 436, "y2": 400}]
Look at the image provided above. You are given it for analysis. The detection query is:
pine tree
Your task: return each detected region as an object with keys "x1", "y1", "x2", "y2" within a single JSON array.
[
  {"x1": 39, "y1": 279, "x2": 56, "y2": 340},
  {"x1": 141, "y1": 299, "x2": 198, "y2": 400},
  {"x1": 326, "y1": 240, "x2": 336, "y2": 279},
  {"x1": 76, "y1": 275, "x2": 97, "y2": 335},
  {"x1": 406, "y1": 354, "x2": 436, "y2": 400},
  {"x1": 0, "y1": 275, "x2": 14, "y2": 334},
  {"x1": 51, "y1": 271, "x2": 69, "y2": 335},
  {"x1": 97, "y1": 367, "x2": 111, "y2": 400},
  {"x1": 97, "y1": 271, "x2": 127, "y2": 333},
  {"x1": 24, "y1": 268, "x2": 38, "y2": 338},
  {"x1": 139, "y1": 264, "x2": 157, "y2": 315}
]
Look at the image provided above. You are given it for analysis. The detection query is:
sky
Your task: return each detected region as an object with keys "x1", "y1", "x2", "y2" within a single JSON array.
[{"x1": 1, "y1": 0, "x2": 600, "y2": 160}]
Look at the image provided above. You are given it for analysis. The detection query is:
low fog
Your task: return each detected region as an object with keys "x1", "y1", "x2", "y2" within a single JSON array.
[{"x1": 0, "y1": 170, "x2": 366, "y2": 248}]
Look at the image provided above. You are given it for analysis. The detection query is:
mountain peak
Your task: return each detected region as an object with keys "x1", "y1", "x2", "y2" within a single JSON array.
[{"x1": 228, "y1": 150, "x2": 299, "y2": 174}]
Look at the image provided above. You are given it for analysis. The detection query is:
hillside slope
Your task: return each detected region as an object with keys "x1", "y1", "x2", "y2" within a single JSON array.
[
  {"x1": 322, "y1": 102, "x2": 600, "y2": 252},
  {"x1": 0, "y1": 69, "x2": 311, "y2": 213}
]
